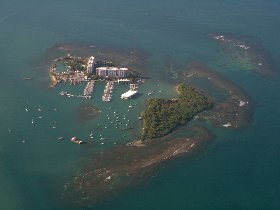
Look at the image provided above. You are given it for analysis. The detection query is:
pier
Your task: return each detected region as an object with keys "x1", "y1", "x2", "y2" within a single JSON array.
[
  {"x1": 83, "y1": 80, "x2": 95, "y2": 96},
  {"x1": 59, "y1": 91, "x2": 91, "y2": 99},
  {"x1": 102, "y1": 82, "x2": 114, "y2": 102}
]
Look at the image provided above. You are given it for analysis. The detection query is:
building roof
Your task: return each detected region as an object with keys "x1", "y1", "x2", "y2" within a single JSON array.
[{"x1": 96, "y1": 67, "x2": 128, "y2": 71}]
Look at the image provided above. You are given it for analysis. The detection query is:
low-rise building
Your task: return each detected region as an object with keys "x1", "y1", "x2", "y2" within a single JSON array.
[{"x1": 96, "y1": 67, "x2": 128, "y2": 77}]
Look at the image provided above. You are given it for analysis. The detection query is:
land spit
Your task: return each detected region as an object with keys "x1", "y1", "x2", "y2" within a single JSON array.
[{"x1": 61, "y1": 126, "x2": 214, "y2": 206}]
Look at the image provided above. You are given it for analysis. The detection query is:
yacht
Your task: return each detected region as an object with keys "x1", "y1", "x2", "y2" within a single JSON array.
[{"x1": 222, "y1": 123, "x2": 232, "y2": 128}]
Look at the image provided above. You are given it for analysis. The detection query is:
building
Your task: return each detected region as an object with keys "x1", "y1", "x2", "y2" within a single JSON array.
[
  {"x1": 96, "y1": 67, "x2": 128, "y2": 77},
  {"x1": 86, "y1": 56, "x2": 95, "y2": 74}
]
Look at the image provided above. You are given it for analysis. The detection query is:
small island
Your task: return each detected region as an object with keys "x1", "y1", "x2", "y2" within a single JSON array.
[
  {"x1": 141, "y1": 84, "x2": 212, "y2": 140},
  {"x1": 49, "y1": 52, "x2": 141, "y2": 101},
  {"x1": 50, "y1": 54, "x2": 140, "y2": 87}
]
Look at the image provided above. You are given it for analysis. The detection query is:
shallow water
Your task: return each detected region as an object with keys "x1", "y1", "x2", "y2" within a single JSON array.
[{"x1": 1, "y1": 0, "x2": 280, "y2": 209}]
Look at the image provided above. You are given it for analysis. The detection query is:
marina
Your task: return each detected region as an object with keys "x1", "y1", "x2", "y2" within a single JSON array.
[{"x1": 59, "y1": 80, "x2": 140, "y2": 101}]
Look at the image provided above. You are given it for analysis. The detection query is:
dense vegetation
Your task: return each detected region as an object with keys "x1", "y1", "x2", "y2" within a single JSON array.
[
  {"x1": 60, "y1": 55, "x2": 86, "y2": 71},
  {"x1": 141, "y1": 84, "x2": 212, "y2": 140}
]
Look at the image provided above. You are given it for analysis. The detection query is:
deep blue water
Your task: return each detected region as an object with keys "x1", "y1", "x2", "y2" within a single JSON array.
[{"x1": 1, "y1": 0, "x2": 280, "y2": 209}]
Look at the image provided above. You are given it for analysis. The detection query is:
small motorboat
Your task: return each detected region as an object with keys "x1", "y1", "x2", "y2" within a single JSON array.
[
  {"x1": 71, "y1": 137, "x2": 84, "y2": 144},
  {"x1": 57, "y1": 137, "x2": 64, "y2": 140}
]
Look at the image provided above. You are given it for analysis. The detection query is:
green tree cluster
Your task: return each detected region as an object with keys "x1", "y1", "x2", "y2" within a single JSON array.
[{"x1": 141, "y1": 84, "x2": 212, "y2": 140}]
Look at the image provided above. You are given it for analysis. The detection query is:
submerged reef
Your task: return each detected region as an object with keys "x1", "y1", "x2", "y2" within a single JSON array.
[
  {"x1": 76, "y1": 104, "x2": 101, "y2": 123},
  {"x1": 211, "y1": 33, "x2": 278, "y2": 79},
  {"x1": 179, "y1": 61, "x2": 252, "y2": 129}
]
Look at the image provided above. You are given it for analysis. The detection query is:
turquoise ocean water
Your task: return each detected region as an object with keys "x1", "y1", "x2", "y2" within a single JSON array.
[{"x1": 1, "y1": 0, "x2": 280, "y2": 209}]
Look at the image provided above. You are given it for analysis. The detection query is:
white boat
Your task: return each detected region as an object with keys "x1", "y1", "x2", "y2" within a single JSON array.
[
  {"x1": 71, "y1": 137, "x2": 84, "y2": 144},
  {"x1": 222, "y1": 123, "x2": 232, "y2": 128},
  {"x1": 57, "y1": 137, "x2": 64, "y2": 140},
  {"x1": 31, "y1": 119, "x2": 34, "y2": 124},
  {"x1": 25, "y1": 108, "x2": 29, "y2": 112},
  {"x1": 121, "y1": 90, "x2": 137, "y2": 99},
  {"x1": 239, "y1": 100, "x2": 247, "y2": 107}
]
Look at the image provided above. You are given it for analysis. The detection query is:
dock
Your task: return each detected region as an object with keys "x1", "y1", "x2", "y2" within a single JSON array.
[
  {"x1": 83, "y1": 80, "x2": 95, "y2": 96},
  {"x1": 102, "y1": 81, "x2": 114, "y2": 102},
  {"x1": 59, "y1": 91, "x2": 91, "y2": 99}
]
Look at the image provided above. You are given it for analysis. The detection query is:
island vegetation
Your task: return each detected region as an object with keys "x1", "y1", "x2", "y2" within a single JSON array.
[{"x1": 141, "y1": 84, "x2": 212, "y2": 140}]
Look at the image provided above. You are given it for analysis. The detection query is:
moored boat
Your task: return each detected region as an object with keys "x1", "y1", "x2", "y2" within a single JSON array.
[{"x1": 71, "y1": 137, "x2": 85, "y2": 144}]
